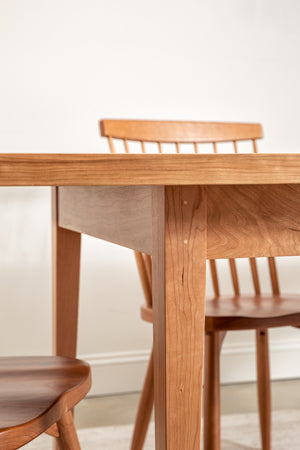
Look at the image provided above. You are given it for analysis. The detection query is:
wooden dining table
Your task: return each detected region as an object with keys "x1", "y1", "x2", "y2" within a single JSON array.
[{"x1": 1, "y1": 152, "x2": 300, "y2": 450}]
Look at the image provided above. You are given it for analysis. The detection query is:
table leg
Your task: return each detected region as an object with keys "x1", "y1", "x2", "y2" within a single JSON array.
[
  {"x1": 152, "y1": 186, "x2": 207, "y2": 450},
  {"x1": 52, "y1": 187, "x2": 81, "y2": 358}
]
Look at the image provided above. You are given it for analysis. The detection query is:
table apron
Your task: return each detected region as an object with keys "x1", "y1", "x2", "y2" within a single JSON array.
[{"x1": 57, "y1": 184, "x2": 300, "y2": 259}]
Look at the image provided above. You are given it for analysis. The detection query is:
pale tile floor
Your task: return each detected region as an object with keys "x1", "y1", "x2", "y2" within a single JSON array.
[{"x1": 75, "y1": 379, "x2": 300, "y2": 429}]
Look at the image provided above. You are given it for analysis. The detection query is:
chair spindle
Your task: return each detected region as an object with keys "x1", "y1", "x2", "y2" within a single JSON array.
[
  {"x1": 233, "y1": 141, "x2": 238, "y2": 154},
  {"x1": 268, "y1": 257, "x2": 280, "y2": 295},
  {"x1": 108, "y1": 136, "x2": 116, "y2": 153},
  {"x1": 124, "y1": 139, "x2": 130, "y2": 153},
  {"x1": 253, "y1": 139, "x2": 258, "y2": 154},
  {"x1": 209, "y1": 260, "x2": 220, "y2": 298},
  {"x1": 250, "y1": 257, "x2": 261, "y2": 296},
  {"x1": 229, "y1": 258, "x2": 240, "y2": 296}
]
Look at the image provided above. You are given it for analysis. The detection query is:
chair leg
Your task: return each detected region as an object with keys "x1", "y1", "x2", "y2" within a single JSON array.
[
  {"x1": 256, "y1": 329, "x2": 271, "y2": 450},
  {"x1": 56, "y1": 410, "x2": 81, "y2": 450},
  {"x1": 203, "y1": 331, "x2": 223, "y2": 450},
  {"x1": 131, "y1": 348, "x2": 154, "y2": 450}
]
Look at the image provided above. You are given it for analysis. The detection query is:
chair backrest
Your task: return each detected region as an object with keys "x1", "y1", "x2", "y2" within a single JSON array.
[{"x1": 100, "y1": 119, "x2": 280, "y2": 302}]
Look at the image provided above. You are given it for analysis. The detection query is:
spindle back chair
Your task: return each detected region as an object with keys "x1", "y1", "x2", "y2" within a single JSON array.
[
  {"x1": 100, "y1": 119, "x2": 300, "y2": 450},
  {"x1": 100, "y1": 119, "x2": 279, "y2": 306},
  {"x1": 0, "y1": 355, "x2": 91, "y2": 450}
]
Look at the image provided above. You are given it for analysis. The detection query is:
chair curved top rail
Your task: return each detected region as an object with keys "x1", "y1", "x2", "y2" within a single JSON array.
[{"x1": 100, "y1": 119, "x2": 263, "y2": 143}]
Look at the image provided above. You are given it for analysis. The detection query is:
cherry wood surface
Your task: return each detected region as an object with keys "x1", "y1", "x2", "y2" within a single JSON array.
[
  {"x1": 140, "y1": 294, "x2": 300, "y2": 331},
  {"x1": 152, "y1": 185, "x2": 207, "y2": 450},
  {"x1": 52, "y1": 187, "x2": 81, "y2": 358},
  {"x1": 98, "y1": 119, "x2": 300, "y2": 450},
  {"x1": 256, "y1": 329, "x2": 271, "y2": 450},
  {"x1": 1, "y1": 153, "x2": 300, "y2": 186},
  {"x1": 205, "y1": 294, "x2": 300, "y2": 331},
  {"x1": 130, "y1": 350, "x2": 154, "y2": 450},
  {"x1": 0, "y1": 356, "x2": 91, "y2": 450},
  {"x1": 2, "y1": 120, "x2": 300, "y2": 450},
  {"x1": 100, "y1": 119, "x2": 263, "y2": 143},
  {"x1": 52, "y1": 182, "x2": 300, "y2": 261},
  {"x1": 56, "y1": 411, "x2": 81, "y2": 450},
  {"x1": 58, "y1": 186, "x2": 152, "y2": 254},
  {"x1": 204, "y1": 332, "x2": 223, "y2": 449},
  {"x1": 206, "y1": 184, "x2": 300, "y2": 259}
]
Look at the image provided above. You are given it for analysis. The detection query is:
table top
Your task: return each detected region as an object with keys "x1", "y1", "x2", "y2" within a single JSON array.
[{"x1": 0, "y1": 153, "x2": 300, "y2": 186}]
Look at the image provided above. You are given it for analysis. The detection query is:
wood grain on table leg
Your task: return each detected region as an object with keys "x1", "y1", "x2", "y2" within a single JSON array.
[
  {"x1": 52, "y1": 187, "x2": 81, "y2": 358},
  {"x1": 152, "y1": 186, "x2": 207, "y2": 450}
]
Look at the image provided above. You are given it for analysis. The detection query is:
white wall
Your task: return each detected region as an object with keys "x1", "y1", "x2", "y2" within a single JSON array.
[{"x1": 1, "y1": 0, "x2": 300, "y2": 395}]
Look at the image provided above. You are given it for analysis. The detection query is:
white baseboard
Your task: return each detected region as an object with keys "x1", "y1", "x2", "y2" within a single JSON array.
[
  {"x1": 80, "y1": 338, "x2": 300, "y2": 397},
  {"x1": 221, "y1": 338, "x2": 300, "y2": 384},
  {"x1": 80, "y1": 350, "x2": 151, "y2": 397}
]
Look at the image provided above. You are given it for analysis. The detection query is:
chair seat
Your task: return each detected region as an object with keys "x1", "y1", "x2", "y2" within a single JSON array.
[
  {"x1": 205, "y1": 294, "x2": 300, "y2": 331},
  {"x1": 0, "y1": 356, "x2": 91, "y2": 448},
  {"x1": 141, "y1": 294, "x2": 300, "y2": 331}
]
